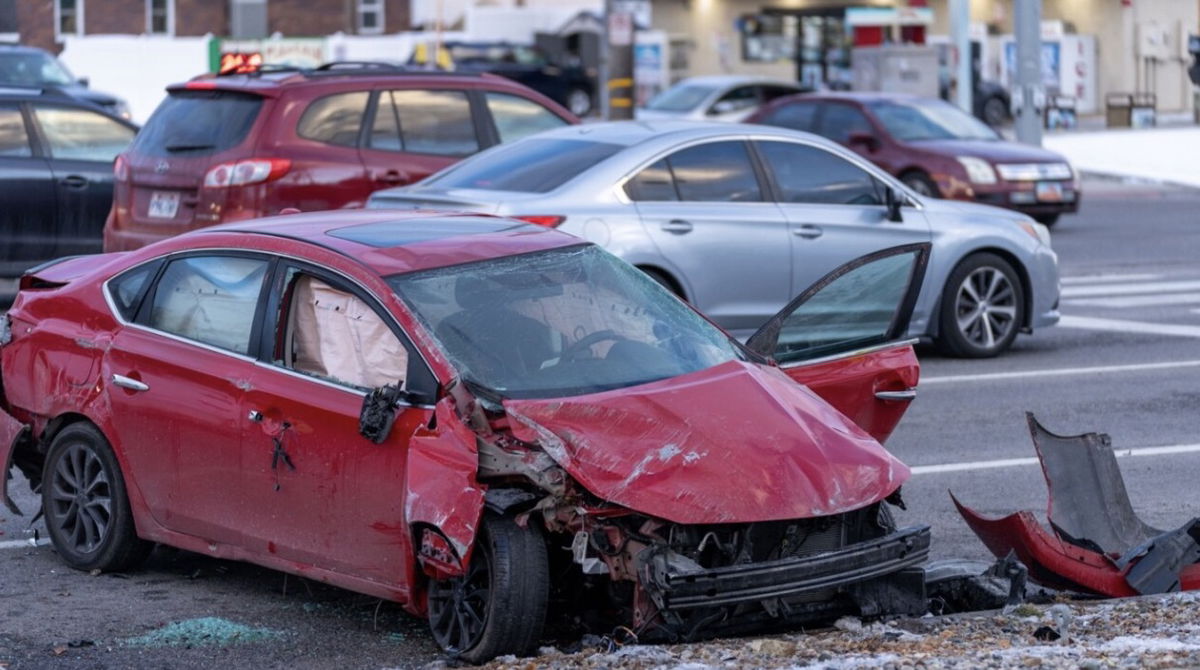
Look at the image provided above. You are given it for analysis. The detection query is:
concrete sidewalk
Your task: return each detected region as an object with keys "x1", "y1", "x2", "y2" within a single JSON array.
[{"x1": 1042, "y1": 122, "x2": 1200, "y2": 189}]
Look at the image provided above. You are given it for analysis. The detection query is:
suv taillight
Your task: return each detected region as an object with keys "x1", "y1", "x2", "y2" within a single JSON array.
[
  {"x1": 203, "y1": 158, "x2": 291, "y2": 188},
  {"x1": 113, "y1": 154, "x2": 128, "y2": 182}
]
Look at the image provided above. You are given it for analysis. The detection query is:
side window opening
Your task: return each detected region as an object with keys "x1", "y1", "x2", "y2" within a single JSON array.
[
  {"x1": 108, "y1": 262, "x2": 159, "y2": 321},
  {"x1": 0, "y1": 108, "x2": 32, "y2": 157},
  {"x1": 148, "y1": 256, "x2": 268, "y2": 355},
  {"x1": 624, "y1": 159, "x2": 678, "y2": 202},
  {"x1": 297, "y1": 91, "x2": 369, "y2": 147},
  {"x1": 280, "y1": 272, "x2": 408, "y2": 390}
]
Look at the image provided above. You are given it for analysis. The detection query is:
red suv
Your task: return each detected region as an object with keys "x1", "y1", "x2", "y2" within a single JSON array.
[{"x1": 104, "y1": 63, "x2": 577, "y2": 251}]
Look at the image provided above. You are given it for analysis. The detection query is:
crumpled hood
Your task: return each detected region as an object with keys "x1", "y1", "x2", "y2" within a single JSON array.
[{"x1": 503, "y1": 360, "x2": 909, "y2": 524}]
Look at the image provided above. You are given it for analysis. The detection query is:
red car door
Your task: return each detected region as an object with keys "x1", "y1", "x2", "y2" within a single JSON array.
[
  {"x1": 102, "y1": 253, "x2": 272, "y2": 543},
  {"x1": 746, "y1": 243, "x2": 931, "y2": 443},
  {"x1": 237, "y1": 263, "x2": 436, "y2": 589}
]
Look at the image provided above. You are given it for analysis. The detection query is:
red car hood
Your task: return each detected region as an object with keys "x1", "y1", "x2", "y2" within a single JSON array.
[
  {"x1": 907, "y1": 138, "x2": 1067, "y2": 163},
  {"x1": 503, "y1": 360, "x2": 909, "y2": 524}
]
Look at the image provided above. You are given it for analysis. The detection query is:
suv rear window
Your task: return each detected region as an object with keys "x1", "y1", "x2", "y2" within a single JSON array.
[
  {"x1": 131, "y1": 90, "x2": 263, "y2": 157},
  {"x1": 426, "y1": 138, "x2": 621, "y2": 193}
]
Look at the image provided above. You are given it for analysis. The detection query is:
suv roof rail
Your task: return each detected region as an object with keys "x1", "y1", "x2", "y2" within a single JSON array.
[
  {"x1": 305, "y1": 61, "x2": 484, "y2": 78},
  {"x1": 0, "y1": 84, "x2": 77, "y2": 99}
]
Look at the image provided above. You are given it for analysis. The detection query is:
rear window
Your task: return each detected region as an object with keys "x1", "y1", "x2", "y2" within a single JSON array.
[
  {"x1": 130, "y1": 90, "x2": 263, "y2": 157},
  {"x1": 426, "y1": 138, "x2": 621, "y2": 193}
]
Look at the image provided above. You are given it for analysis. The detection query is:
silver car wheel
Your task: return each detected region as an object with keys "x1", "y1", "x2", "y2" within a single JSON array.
[
  {"x1": 954, "y1": 266, "x2": 1018, "y2": 350},
  {"x1": 566, "y1": 89, "x2": 592, "y2": 117}
]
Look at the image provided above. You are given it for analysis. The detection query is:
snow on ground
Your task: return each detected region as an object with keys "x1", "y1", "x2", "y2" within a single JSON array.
[
  {"x1": 474, "y1": 592, "x2": 1200, "y2": 670},
  {"x1": 1045, "y1": 127, "x2": 1200, "y2": 189}
]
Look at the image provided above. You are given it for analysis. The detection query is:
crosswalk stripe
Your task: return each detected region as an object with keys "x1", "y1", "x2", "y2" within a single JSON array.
[
  {"x1": 1061, "y1": 279, "x2": 1200, "y2": 298},
  {"x1": 1058, "y1": 315, "x2": 1200, "y2": 337},
  {"x1": 1066, "y1": 292, "x2": 1200, "y2": 309},
  {"x1": 1060, "y1": 273, "x2": 1163, "y2": 285}
]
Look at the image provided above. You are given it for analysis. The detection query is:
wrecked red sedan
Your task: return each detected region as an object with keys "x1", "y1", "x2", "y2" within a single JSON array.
[{"x1": 1, "y1": 211, "x2": 931, "y2": 662}]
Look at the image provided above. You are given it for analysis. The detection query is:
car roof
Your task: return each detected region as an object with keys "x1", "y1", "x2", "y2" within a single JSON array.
[
  {"x1": 212, "y1": 210, "x2": 582, "y2": 276},
  {"x1": 171, "y1": 63, "x2": 505, "y2": 96},
  {"x1": 673, "y1": 75, "x2": 803, "y2": 88},
  {"x1": 794, "y1": 91, "x2": 928, "y2": 104},
  {"x1": 520, "y1": 119, "x2": 833, "y2": 148},
  {"x1": 0, "y1": 43, "x2": 50, "y2": 54}
]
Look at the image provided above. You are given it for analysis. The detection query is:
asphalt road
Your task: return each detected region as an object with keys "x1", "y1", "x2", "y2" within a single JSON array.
[{"x1": 3, "y1": 179, "x2": 1200, "y2": 668}]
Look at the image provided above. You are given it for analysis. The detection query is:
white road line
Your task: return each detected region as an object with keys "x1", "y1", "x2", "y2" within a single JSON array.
[
  {"x1": 0, "y1": 538, "x2": 49, "y2": 550},
  {"x1": 1062, "y1": 280, "x2": 1200, "y2": 298},
  {"x1": 911, "y1": 443, "x2": 1200, "y2": 475},
  {"x1": 1066, "y1": 293, "x2": 1200, "y2": 309},
  {"x1": 1061, "y1": 273, "x2": 1162, "y2": 285},
  {"x1": 921, "y1": 359, "x2": 1200, "y2": 385},
  {"x1": 1058, "y1": 315, "x2": 1200, "y2": 337}
]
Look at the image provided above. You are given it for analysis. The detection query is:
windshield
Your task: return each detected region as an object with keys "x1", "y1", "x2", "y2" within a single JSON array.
[
  {"x1": 869, "y1": 100, "x2": 999, "y2": 142},
  {"x1": 424, "y1": 138, "x2": 621, "y2": 193},
  {"x1": 0, "y1": 52, "x2": 76, "y2": 87},
  {"x1": 645, "y1": 84, "x2": 717, "y2": 112},
  {"x1": 389, "y1": 245, "x2": 743, "y2": 398}
]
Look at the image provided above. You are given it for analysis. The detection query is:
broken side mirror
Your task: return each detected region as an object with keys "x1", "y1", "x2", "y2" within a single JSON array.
[
  {"x1": 885, "y1": 187, "x2": 904, "y2": 222},
  {"x1": 359, "y1": 384, "x2": 423, "y2": 443}
]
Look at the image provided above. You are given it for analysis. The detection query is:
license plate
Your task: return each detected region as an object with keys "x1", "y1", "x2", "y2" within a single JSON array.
[
  {"x1": 1035, "y1": 181, "x2": 1065, "y2": 203},
  {"x1": 148, "y1": 191, "x2": 180, "y2": 219}
]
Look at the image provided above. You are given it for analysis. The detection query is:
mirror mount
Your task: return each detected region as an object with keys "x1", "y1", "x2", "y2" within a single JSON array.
[
  {"x1": 359, "y1": 383, "x2": 420, "y2": 443},
  {"x1": 885, "y1": 187, "x2": 904, "y2": 222},
  {"x1": 77, "y1": 77, "x2": 89, "y2": 88},
  {"x1": 848, "y1": 132, "x2": 880, "y2": 153}
]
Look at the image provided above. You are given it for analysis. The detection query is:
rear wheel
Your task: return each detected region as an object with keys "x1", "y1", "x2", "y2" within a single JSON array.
[
  {"x1": 566, "y1": 88, "x2": 593, "y2": 117},
  {"x1": 982, "y1": 95, "x2": 1010, "y2": 127},
  {"x1": 937, "y1": 253, "x2": 1025, "y2": 358},
  {"x1": 901, "y1": 171, "x2": 941, "y2": 198},
  {"x1": 426, "y1": 515, "x2": 548, "y2": 663},
  {"x1": 42, "y1": 423, "x2": 151, "y2": 572}
]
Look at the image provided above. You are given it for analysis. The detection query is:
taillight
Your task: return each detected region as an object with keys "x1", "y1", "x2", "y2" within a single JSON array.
[
  {"x1": 203, "y1": 158, "x2": 291, "y2": 188},
  {"x1": 113, "y1": 154, "x2": 128, "y2": 181},
  {"x1": 513, "y1": 215, "x2": 565, "y2": 228}
]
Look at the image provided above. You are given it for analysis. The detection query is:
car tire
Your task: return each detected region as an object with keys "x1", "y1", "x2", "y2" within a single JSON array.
[
  {"x1": 426, "y1": 515, "x2": 548, "y2": 663},
  {"x1": 1034, "y1": 213, "x2": 1060, "y2": 227},
  {"x1": 42, "y1": 423, "x2": 152, "y2": 572},
  {"x1": 566, "y1": 88, "x2": 593, "y2": 117},
  {"x1": 937, "y1": 253, "x2": 1025, "y2": 358},
  {"x1": 982, "y1": 96, "x2": 1010, "y2": 127},
  {"x1": 901, "y1": 171, "x2": 941, "y2": 198}
]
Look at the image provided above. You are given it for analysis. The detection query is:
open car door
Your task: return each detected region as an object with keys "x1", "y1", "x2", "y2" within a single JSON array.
[{"x1": 746, "y1": 243, "x2": 931, "y2": 444}]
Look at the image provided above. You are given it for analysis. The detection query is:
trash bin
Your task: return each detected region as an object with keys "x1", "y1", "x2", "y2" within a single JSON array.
[
  {"x1": 1044, "y1": 95, "x2": 1078, "y2": 130},
  {"x1": 1130, "y1": 92, "x2": 1157, "y2": 128},
  {"x1": 1105, "y1": 93, "x2": 1132, "y2": 127}
]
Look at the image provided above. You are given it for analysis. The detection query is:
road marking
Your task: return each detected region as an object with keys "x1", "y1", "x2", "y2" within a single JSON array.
[
  {"x1": 1058, "y1": 315, "x2": 1200, "y2": 337},
  {"x1": 1067, "y1": 292, "x2": 1200, "y2": 309},
  {"x1": 921, "y1": 358, "x2": 1200, "y2": 385},
  {"x1": 911, "y1": 442, "x2": 1200, "y2": 475},
  {"x1": 1062, "y1": 279, "x2": 1200, "y2": 298},
  {"x1": 1061, "y1": 273, "x2": 1162, "y2": 285},
  {"x1": 0, "y1": 538, "x2": 49, "y2": 550}
]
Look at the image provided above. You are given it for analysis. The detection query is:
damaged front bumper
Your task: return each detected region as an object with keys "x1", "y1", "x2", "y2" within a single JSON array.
[{"x1": 643, "y1": 525, "x2": 931, "y2": 610}]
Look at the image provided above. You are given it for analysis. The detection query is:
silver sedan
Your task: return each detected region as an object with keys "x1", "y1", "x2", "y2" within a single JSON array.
[{"x1": 367, "y1": 121, "x2": 1059, "y2": 357}]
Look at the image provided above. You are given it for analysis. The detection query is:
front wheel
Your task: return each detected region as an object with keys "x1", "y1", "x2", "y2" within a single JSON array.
[
  {"x1": 42, "y1": 423, "x2": 151, "y2": 572},
  {"x1": 937, "y1": 253, "x2": 1025, "y2": 358},
  {"x1": 426, "y1": 515, "x2": 548, "y2": 663},
  {"x1": 982, "y1": 96, "x2": 1010, "y2": 127}
]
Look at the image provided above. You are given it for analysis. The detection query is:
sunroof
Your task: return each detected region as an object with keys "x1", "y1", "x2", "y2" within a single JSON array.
[{"x1": 327, "y1": 218, "x2": 536, "y2": 248}]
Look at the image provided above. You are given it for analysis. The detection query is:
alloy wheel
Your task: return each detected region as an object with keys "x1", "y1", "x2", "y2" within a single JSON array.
[
  {"x1": 48, "y1": 442, "x2": 113, "y2": 554},
  {"x1": 427, "y1": 543, "x2": 492, "y2": 654},
  {"x1": 954, "y1": 266, "x2": 1018, "y2": 350}
]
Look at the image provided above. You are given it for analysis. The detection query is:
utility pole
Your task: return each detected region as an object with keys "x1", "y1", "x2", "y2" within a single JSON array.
[
  {"x1": 950, "y1": 0, "x2": 972, "y2": 114},
  {"x1": 604, "y1": 0, "x2": 636, "y2": 120},
  {"x1": 1013, "y1": 0, "x2": 1043, "y2": 145}
]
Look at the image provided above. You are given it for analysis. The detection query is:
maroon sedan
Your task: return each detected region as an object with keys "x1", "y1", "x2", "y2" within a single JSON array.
[{"x1": 748, "y1": 93, "x2": 1079, "y2": 226}]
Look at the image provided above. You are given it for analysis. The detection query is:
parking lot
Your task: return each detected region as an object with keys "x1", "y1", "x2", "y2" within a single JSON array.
[{"x1": 1, "y1": 177, "x2": 1197, "y2": 669}]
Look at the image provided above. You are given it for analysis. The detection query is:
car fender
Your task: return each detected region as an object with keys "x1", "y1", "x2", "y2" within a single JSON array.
[
  {"x1": 404, "y1": 397, "x2": 486, "y2": 578},
  {"x1": 0, "y1": 408, "x2": 30, "y2": 515}
]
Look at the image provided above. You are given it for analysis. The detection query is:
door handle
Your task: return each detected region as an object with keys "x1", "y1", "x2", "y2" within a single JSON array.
[
  {"x1": 660, "y1": 219, "x2": 693, "y2": 234},
  {"x1": 60, "y1": 175, "x2": 89, "y2": 189},
  {"x1": 875, "y1": 389, "x2": 917, "y2": 402},
  {"x1": 112, "y1": 374, "x2": 149, "y2": 392},
  {"x1": 792, "y1": 224, "x2": 823, "y2": 239},
  {"x1": 375, "y1": 169, "x2": 410, "y2": 185}
]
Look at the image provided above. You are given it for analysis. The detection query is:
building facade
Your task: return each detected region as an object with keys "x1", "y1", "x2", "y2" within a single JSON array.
[{"x1": 5, "y1": 0, "x2": 411, "y2": 52}]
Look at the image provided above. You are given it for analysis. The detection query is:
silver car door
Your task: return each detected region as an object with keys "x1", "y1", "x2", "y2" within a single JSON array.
[
  {"x1": 753, "y1": 139, "x2": 933, "y2": 298},
  {"x1": 628, "y1": 140, "x2": 791, "y2": 332}
]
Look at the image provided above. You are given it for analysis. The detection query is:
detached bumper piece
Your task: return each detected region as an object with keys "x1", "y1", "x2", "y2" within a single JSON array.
[
  {"x1": 639, "y1": 525, "x2": 930, "y2": 638},
  {"x1": 954, "y1": 413, "x2": 1200, "y2": 598}
]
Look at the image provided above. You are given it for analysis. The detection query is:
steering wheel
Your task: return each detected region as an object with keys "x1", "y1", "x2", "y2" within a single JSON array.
[{"x1": 560, "y1": 330, "x2": 629, "y2": 361}]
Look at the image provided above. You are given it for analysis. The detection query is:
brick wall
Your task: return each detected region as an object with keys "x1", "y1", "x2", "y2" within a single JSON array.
[
  {"x1": 384, "y1": 0, "x2": 409, "y2": 33},
  {"x1": 15, "y1": 0, "x2": 56, "y2": 52},
  {"x1": 85, "y1": 0, "x2": 143, "y2": 34},
  {"x1": 269, "y1": 0, "x2": 351, "y2": 36},
  {"x1": 176, "y1": 0, "x2": 228, "y2": 36}
]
